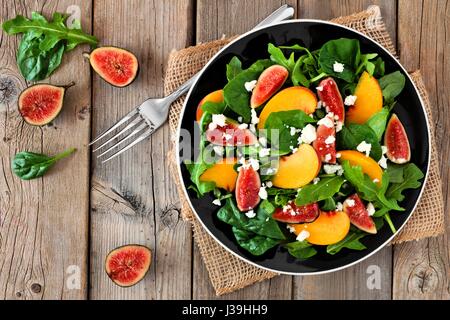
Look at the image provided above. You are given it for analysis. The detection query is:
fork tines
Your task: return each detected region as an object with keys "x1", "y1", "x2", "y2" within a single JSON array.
[{"x1": 90, "y1": 108, "x2": 155, "y2": 163}]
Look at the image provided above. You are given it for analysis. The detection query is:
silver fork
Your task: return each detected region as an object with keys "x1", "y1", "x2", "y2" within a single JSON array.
[{"x1": 90, "y1": 4, "x2": 295, "y2": 163}]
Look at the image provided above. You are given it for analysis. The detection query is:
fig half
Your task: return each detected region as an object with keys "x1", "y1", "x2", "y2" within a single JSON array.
[
  {"x1": 85, "y1": 46, "x2": 139, "y2": 87},
  {"x1": 384, "y1": 114, "x2": 411, "y2": 163},
  {"x1": 18, "y1": 82, "x2": 74, "y2": 126},
  {"x1": 105, "y1": 244, "x2": 152, "y2": 287}
]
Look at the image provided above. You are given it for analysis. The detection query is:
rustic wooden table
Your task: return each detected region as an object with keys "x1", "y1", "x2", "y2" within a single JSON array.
[{"x1": 0, "y1": 0, "x2": 448, "y2": 300}]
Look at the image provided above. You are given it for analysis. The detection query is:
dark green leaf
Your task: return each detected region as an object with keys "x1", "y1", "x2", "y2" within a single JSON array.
[
  {"x1": 372, "y1": 57, "x2": 385, "y2": 77},
  {"x1": 366, "y1": 108, "x2": 390, "y2": 141},
  {"x1": 386, "y1": 163, "x2": 424, "y2": 202},
  {"x1": 326, "y1": 232, "x2": 367, "y2": 255},
  {"x1": 200, "y1": 100, "x2": 226, "y2": 115},
  {"x1": 268, "y1": 43, "x2": 295, "y2": 71},
  {"x1": 337, "y1": 124, "x2": 382, "y2": 160},
  {"x1": 295, "y1": 176, "x2": 345, "y2": 206},
  {"x1": 232, "y1": 227, "x2": 280, "y2": 256},
  {"x1": 320, "y1": 198, "x2": 336, "y2": 211},
  {"x1": 226, "y1": 56, "x2": 243, "y2": 82},
  {"x1": 386, "y1": 163, "x2": 406, "y2": 183},
  {"x1": 284, "y1": 241, "x2": 317, "y2": 259},
  {"x1": 379, "y1": 71, "x2": 406, "y2": 103}
]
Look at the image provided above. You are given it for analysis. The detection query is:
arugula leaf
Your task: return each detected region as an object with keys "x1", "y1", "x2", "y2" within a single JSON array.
[
  {"x1": 386, "y1": 163, "x2": 405, "y2": 183},
  {"x1": 366, "y1": 108, "x2": 390, "y2": 141},
  {"x1": 355, "y1": 53, "x2": 378, "y2": 76},
  {"x1": 295, "y1": 176, "x2": 345, "y2": 206},
  {"x1": 268, "y1": 43, "x2": 295, "y2": 71},
  {"x1": 264, "y1": 110, "x2": 316, "y2": 154},
  {"x1": 386, "y1": 163, "x2": 424, "y2": 202},
  {"x1": 379, "y1": 71, "x2": 406, "y2": 104},
  {"x1": 292, "y1": 56, "x2": 310, "y2": 87},
  {"x1": 326, "y1": 232, "x2": 367, "y2": 255},
  {"x1": 372, "y1": 57, "x2": 385, "y2": 77},
  {"x1": 232, "y1": 227, "x2": 281, "y2": 256},
  {"x1": 217, "y1": 198, "x2": 285, "y2": 240},
  {"x1": 318, "y1": 38, "x2": 361, "y2": 82},
  {"x1": 12, "y1": 148, "x2": 76, "y2": 180},
  {"x1": 3, "y1": 12, "x2": 98, "y2": 81},
  {"x1": 226, "y1": 56, "x2": 243, "y2": 82},
  {"x1": 223, "y1": 59, "x2": 272, "y2": 122},
  {"x1": 284, "y1": 241, "x2": 317, "y2": 260},
  {"x1": 267, "y1": 188, "x2": 297, "y2": 207},
  {"x1": 337, "y1": 124, "x2": 382, "y2": 160},
  {"x1": 320, "y1": 198, "x2": 336, "y2": 211}
]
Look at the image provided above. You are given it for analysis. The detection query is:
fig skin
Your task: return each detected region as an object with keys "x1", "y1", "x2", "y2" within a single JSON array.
[
  {"x1": 17, "y1": 82, "x2": 74, "y2": 126},
  {"x1": 384, "y1": 114, "x2": 411, "y2": 164},
  {"x1": 85, "y1": 46, "x2": 139, "y2": 88},
  {"x1": 105, "y1": 244, "x2": 152, "y2": 287}
]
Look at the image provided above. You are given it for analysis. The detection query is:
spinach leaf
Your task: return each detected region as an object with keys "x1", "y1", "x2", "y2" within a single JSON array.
[
  {"x1": 200, "y1": 100, "x2": 226, "y2": 115},
  {"x1": 185, "y1": 143, "x2": 216, "y2": 196},
  {"x1": 264, "y1": 110, "x2": 316, "y2": 154},
  {"x1": 268, "y1": 43, "x2": 295, "y2": 71},
  {"x1": 284, "y1": 241, "x2": 317, "y2": 260},
  {"x1": 337, "y1": 124, "x2": 382, "y2": 160},
  {"x1": 326, "y1": 232, "x2": 367, "y2": 255},
  {"x1": 379, "y1": 71, "x2": 406, "y2": 104},
  {"x1": 3, "y1": 12, "x2": 98, "y2": 81},
  {"x1": 373, "y1": 57, "x2": 385, "y2": 77},
  {"x1": 366, "y1": 108, "x2": 390, "y2": 141},
  {"x1": 318, "y1": 38, "x2": 361, "y2": 82},
  {"x1": 386, "y1": 163, "x2": 424, "y2": 202},
  {"x1": 355, "y1": 53, "x2": 378, "y2": 76},
  {"x1": 217, "y1": 198, "x2": 285, "y2": 240},
  {"x1": 320, "y1": 198, "x2": 336, "y2": 211},
  {"x1": 232, "y1": 227, "x2": 281, "y2": 256},
  {"x1": 223, "y1": 59, "x2": 272, "y2": 122},
  {"x1": 12, "y1": 148, "x2": 76, "y2": 180},
  {"x1": 295, "y1": 176, "x2": 345, "y2": 206},
  {"x1": 226, "y1": 56, "x2": 243, "y2": 82}
]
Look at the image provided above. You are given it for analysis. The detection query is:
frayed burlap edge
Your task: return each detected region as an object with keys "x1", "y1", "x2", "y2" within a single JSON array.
[{"x1": 163, "y1": 6, "x2": 445, "y2": 295}]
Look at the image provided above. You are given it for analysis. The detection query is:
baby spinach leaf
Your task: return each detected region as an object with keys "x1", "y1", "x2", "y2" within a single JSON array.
[
  {"x1": 337, "y1": 123, "x2": 382, "y2": 160},
  {"x1": 386, "y1": 163, "x2": 424, "y2": 202},
  {"x1": 284, "y1": 241, "x2": 317, "y2": 260},
  {"x1": 326, "y1": 232, "x2": 367, "y2": 255},
  {"x1": 200, "y1": 100, "x2": 226, "y2": 115},
  {"x1": 226, "y1": 56, "x2": 243, "y2": 82},
  {"x1": 217, "y1": 198, "x2": 285, "y2": 240},
  {"x1": 295, "y1": 176, "x2": 345, "y2": 206},
  {"x1": 185, "y1": 144, "x2": 216, "y2": 196},
  {"x1": 355, "y1": 53, "x2": 378, "y2": 76},
  {"x1": 12, "y1": 148, "x2": 76, "y2": 180},
  {"x1": 318, "y1": 38, "x2": 361, "y2": 82},
  {"x1": 223, "y1": 59, "x2": 272, "y2": 122},
  {"x1": 264, "y1": 110, "x2": 316, "y2": 154},
  {"x1": 268, "y1": 43, "x2": 295, "y2": 71},
  {"x1": 366, "y1": 108, "x2": 390, "y2": 141},
  {"x1": 372, "y1": 57, "x2": 385, "y2": 77},
  {"x1": 232, "y1": 227, "x2": 281, "y2": 256},
  {"x1": 379, "y1": 71, "x2": 406, "y2": 104}
]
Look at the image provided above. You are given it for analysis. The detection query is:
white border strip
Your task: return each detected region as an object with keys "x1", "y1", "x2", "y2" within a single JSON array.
[{"x1": 175, "y1": 19, "x2": 432, "y2": 276}]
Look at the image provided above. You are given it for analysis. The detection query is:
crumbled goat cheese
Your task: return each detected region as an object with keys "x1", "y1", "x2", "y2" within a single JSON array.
[
  {"x1": 394, "y1": 157, "x2": 408, "y2": 164},
  {"x1": 373, "y1": 178, "x2": 380, "y2": 183},
  {"x1": 249, "y1": 124, "x2": 256, "y2": 133},
  {"x1": 289, "y1": 146, "x2": 298, "y2": 154},
  {"x1": 259, "y1": 148, "x2": 270, "y2": 158},
  {"x1": 344, "y1": 95, "x2": 357, "y2": 106},
  {"x1": 208, "y1": 122, "x2": 217, "y2": 130},
  {"x1": 316, "y1": 86, "x2": 323, "y2": 92},
  {"x1": 258, "y1": 186, "x2": 268, "y2": 200},
  {"x1": 212, "y1": 199, "x2": 221, "y2": 206},
  {"x1": 324, "y1": 154, "x2": 332, "y2": 162},
  {"x1": 300, "y1": 124, "x2": 317, "y2": 144},
  {"x1": 325, "y1": 135, "x2": 336, "y2": 145},
  {"x1": 259, "y1": 136, "x2": 267, "y2": 146},
  {"x1": 357, "y1": 141, "x2": 372, "y2": 157},
  {"x1": 313, "y1": 177, "x2": 321, "y2": 185},
  {"x1": 336, "y1": 152, "x2": 342, "y2": 158},
  {"x1": 248, "y1": 158, "x2": 260, "y2": 171},
  {"x1": 290, "y1": 127, "x2": 298, "y2": 136},
  {"x1": 265, "y1": 181, "x2": 273, "y2": 188},
  {"x1": 317, "y1": 116, "x2": 334, "y2": 128},
  {"x1": 251, "y1": 108, "x2": 259, "y2": 124},
  {"x1": 381, "y1": 145, "x2": 388, "y2": 154},
  {"x1": 244, "y1": 80, "x2": 257, "y2": 92},
  {"x1": 213, "y1": 146, "x2": 224, "y2": 156},
  {"x1": 212, "y1": 114, "x2": 227, "y2": 127},
  {"x1": 336, "y1": 202, "x2": 343, "y2": 211},
  {"x1": 323, "y1": 164, "x2": 343, "y2": 175},
  {"x1": 245, "y1": 210, "x2": 256, "y2": 218},
  {"x1": 223, "y1": 133, "x2": 233, "y2": 141},
  {"x1": 345, "y1": 199, "x2": 356, "y2": 207},
  {"x1": 238, "y1": 116, "x2": 243, "y2": 122},
  {"x1": 238, "y1": 123, "x2": 248, "y2": 130},
  {"x1": 367, "y1": 202, "x2": 376, "y2": 216},
  {"x1": 286, "y1": 225, "x2": 296, "y2": 233},
  {"x1": 296, "y1": 230, "x2": 310, "y2": 242},
  {"x1": 335, "y1": 121, "x2": 343, "y2": 132},
  {"x1": 317, "y1": 101, "x2": 323, "y2": 109},
  {"x1": 333, "y1": 61, "x2": 345, "y2": 73},
  {"x1": 378, "y1": 155, "x2": 388, "y2": 169},
  {"x1": 238, "y1": 158, "x2": 260, "y2": 172}
]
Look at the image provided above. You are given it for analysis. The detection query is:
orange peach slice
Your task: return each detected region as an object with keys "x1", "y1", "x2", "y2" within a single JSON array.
[
  {"x1": 196, "y1": 89, "x2": 224, "y2": 122},
  {"x1": 346, "y1": 71, "x2": 383, "y2": 124},
  {"x1": 338, "y1": 150, "x2": 383, "y2": 185},
  {"x1": 258, "y1": 86, "x2": 317, "y2": 129},
  {"x1": 200, "y1": 158, "x2": 237, "y2": 191},
  {"x1": 272, "y1": 144, "x2": 320, "y2": 189},
  {"x1": 290, "y1": 211, "x2": 350, "y2": 245}
]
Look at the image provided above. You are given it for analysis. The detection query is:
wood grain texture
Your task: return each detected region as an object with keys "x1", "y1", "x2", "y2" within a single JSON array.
[
  {"x1": 193, "y1": 0, "x2": 297, "y2": 299},
  {"x1": 89, "y1": 0, "x2": 194, "y2": 299},
  {"x1": 0, "y1": 0, "x2": 91, "y2": 299},
  {"x1": 394, "y1": 0, "x2": 449, "y2": 300},
  {"x1": 291, "y1": 0, "x2": 397, "y2": 300}
]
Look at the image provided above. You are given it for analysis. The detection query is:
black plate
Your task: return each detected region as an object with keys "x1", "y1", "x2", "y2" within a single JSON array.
[{"x1": 176, "y1": 20, "x2": 430, "y2": 274}]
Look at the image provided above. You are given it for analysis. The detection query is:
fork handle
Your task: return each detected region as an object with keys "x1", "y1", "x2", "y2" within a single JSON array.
[{"x1": 166, "y1": 74, "x2": 198, "y2": 104}]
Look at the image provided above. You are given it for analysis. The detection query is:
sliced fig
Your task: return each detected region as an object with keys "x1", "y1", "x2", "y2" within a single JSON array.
[
  {"x1": 206, "y1": 118, "x2": 258, "y2": 146},
  {"x1": 384, "y1": 114, "x2": 411, "y2": 164},
  {"x1": 250, "y1": 65, "x2": 288, "y2": 108},
  {"x1": 313, "y1": 115, "x2": 336, "y2": 164},
  {"x1": 343, "y1": 194, "x2": 376, "y2": 234},
  {"x1": 317, "y1": 77, "x2": 345, "y2": 122},
  {"x1": 18, "y1": 82, "x2": 74, "y2": 126},
  {"x1": 235, "y1": 165, "x2": 261, "y2": 211},
  {"x1": 105, "y1": 244, "x2": 152, "y2": 287},
  {"x1": 86, "y1": 46, "x2": 139, "y2": 87},
  {"x1": 273, "y1": 201, "x2": 319, "y2": 223}
]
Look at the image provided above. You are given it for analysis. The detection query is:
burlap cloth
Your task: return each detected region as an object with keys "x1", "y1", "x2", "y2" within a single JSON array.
[{"x1": 164, "y1": 6, "x2": 445, "y2": 295}]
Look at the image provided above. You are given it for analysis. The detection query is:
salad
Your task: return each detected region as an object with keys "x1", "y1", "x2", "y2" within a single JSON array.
[{"x1": 185, "y1": 38, "x2": 425, "y2": 260}]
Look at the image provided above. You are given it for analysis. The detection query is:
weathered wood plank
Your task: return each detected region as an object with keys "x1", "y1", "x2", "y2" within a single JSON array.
[
  {"x1": 90, "y1": 0, "x2": 194, "y2": 299},
  {"x1": 193, "y1": 0, "x2": 297, "y2": 299},
  {"x1": 0, "y1": 0, "x2": 91, "y2": 299},
  {"x1": 393, "y1": 0, "x2": 449, "y2": 300},
  {"x1": 292, "y1": 0, "x2": 397, "y2": 300}
]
